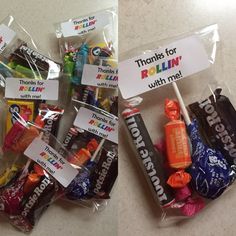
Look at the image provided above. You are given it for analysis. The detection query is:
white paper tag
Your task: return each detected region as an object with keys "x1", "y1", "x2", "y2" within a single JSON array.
[
  {"x1": 81, "y1": 64, "x2": 118, "y2": 89},
  {"x1": 61, "y1": 12, "x2": 111, "y2": 37},
  {"x1": 24, "y1": 138, "x2": 78, "y2": 187},
  {"x1": 0, "y1": 24, "x2": 16, "y2": 53},
  {"x1": 5, "y1": 78, "x2": 59, "y2": 100},
  {"x1": 119, "y1": 36, "x2": 210, "y2": 99},
  {"x1": 74, "y1": 107, "x2": 118, "y2": 144}
]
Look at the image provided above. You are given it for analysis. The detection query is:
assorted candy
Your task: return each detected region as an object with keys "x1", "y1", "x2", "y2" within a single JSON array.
[
  {"x1": 119, "y1": 22, "x2": 236, "y2": 224},
  {"x1": 0, "y1": 161, "x2": 59, "y2": 232},
  {"x1": 123, "y1": 87, "x2": 236, "y2": 219},
  {"x1": 0, "y1": 9, "x2": 117, "y2": 233},
  {"x1": 188, "y1": 88, "x2": 236, "y2": 168}
]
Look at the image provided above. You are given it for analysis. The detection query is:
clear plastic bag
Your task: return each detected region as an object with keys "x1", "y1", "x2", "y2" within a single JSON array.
[
  {"x1": 0, "y1": 11, "x2": 118, "y2": 232},
  {"x1": 119, "y1": 24, "x2": 236, "y2": 224},
  {"x1": 0, "y1": 15, "x2": 62, "y2": 89},
  {"x1": 54, "y1": 8, "x2": 118, "y2": 104},
  {"x1": 59, "y1": 100, "x2": 118, "y2": 211},
  {"x1": 0, "y1": 15, "x2": 66, "y2": 145},
  {"x1": 0, "y1": 105, "x2": 89, "y2": 232},
  {"x1": 53, "y1": 9, "x2": 118, "y2": 212}
]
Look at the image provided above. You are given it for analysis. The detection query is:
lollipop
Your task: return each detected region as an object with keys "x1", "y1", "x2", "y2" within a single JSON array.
[
  {"x1": 66, "y1": 139, "x2": 105, "y2": 200},
  {"x1": 172, "y1": 82, "x2": 233, "y2": 199}
]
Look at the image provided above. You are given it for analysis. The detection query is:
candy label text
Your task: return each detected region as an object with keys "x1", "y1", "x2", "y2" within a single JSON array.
[
  {"x1": 125, "y1": 116, "x2": 168, "y2": 204},
  {"x1": 24, "y1": 138, "x2": 78, "y2": 187},
  {"x1": 5, "y1": 78, "x2": 59, "y2": 100},
  {"x1": 82, "y1": 64, "x2": 118, "y2": 89},
  {"x1": 119, "y1": 35, "x2": 210, "y2": 99},
  {"x1": 74, "y1": 107, "x2": 118, "y2": 144},
  {"x1": 199, "y1": 98, "x2": 236, "y2": 162},
  {"x1": 61, "y1": 12, "x2": 112, "y2": 37}
]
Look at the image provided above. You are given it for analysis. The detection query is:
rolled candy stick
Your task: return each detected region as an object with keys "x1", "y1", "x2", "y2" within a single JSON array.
[
  {"x1": 34, "y1": 103, "x2": 64, "y2": 145},
  {"x1": 172, "y1": 82, "x2": 232, "y2": 199},
  {"x1": 88, "y1": 143, "x2": 118, "y2": 199},
  {"x1": 60, "y1": 126, "x2": 81, "y2": 154},
  {"x1": 0, "y1": 160, "x2": 58, "y2": 232},
  {"x1": 10, "y1": 43, "x2": 62, "y2": 79},
  {"x1": 164, "y1": 99, "x2": 192, "y2": 188},
  {"x1": 165, "y1": 99, "x2": 192, "y2": 169},
  {"x1": 122, "y1": 108, "x2": 175, "y2": 207}
]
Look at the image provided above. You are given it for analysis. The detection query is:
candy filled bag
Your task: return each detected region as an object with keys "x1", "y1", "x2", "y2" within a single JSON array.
[
  {"x1": 0, "y1": 16, "x2": 66, "y2": 139},
  {"x1": 58, "y1": 100, "x2": 118, "y2": 211},
  {"x1": 54, "y1": 8, "x2": 118, "y2": 103},
  {"x1": 0, "y1": 15, "x2": 62, "y2": 88},
  {"x1": 119, "y1": 24, "x2": 236, "y2": 225},
  {"x1": 0, "y1": 109, "x2": 89, "y2": 232}
]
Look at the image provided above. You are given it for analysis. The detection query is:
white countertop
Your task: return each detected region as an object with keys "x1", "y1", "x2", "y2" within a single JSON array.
[
  {"x1": 119, "y1": 1, "x2": 236, "y2": 236},
  {"x1": 0, "y1": 0, "x2": 117, "y2": 235}
]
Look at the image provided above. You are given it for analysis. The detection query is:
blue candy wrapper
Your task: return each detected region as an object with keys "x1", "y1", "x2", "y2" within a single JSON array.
[
  {"x1": 72, "y1": 43, "x2": 89, "y2": 85},
  {"x1": 66, "y1": 161, "x2": 96, "y2": 200},
  {"x1": 188, "y1": 119, "x2": 233, "y2": 199}
]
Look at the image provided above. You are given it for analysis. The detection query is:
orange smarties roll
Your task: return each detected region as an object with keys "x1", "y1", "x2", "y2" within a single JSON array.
[{"x1": 141, "y1": 56, "x2": 182, "y2": 79}]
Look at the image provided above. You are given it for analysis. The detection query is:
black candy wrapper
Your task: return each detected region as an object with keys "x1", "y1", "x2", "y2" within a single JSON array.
[
  {"x1": 0, "y1": 162, "x2": 59, "y2": 232},
  {"x1": 188, "y1": 88, "x2": 236, "y2": 168},
  {"x1": 10, "y1": 43, "x2": 62, "y2": 79},
  {"x1": 89, "y1": 145, "x2": 118, "y2": 199}
]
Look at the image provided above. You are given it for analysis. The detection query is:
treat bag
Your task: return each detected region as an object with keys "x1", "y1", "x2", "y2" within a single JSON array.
[
  {"x1": 0, "y1": 15, "x2": 62, "y2": 84},
  {"x1": 54, "y1": 8, "x2": 118, "y2": 104},
  {"x1": 0, "y1": 115, "x2": 88, "y2": 232},
  {"x1": 0, "y1": 16, "x2": 65, "y2": 145},
  {"x1": 59, "y1": 100, "x2": 118, "y2": 211},
  {"x1": 118, "y1": 23, "x2": 234, "y2": 224}
]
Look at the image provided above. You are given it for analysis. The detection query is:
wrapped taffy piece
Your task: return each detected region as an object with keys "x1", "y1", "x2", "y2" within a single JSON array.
[{"x1": 164, "y1": 99, "x2": 192, "y2": 188}]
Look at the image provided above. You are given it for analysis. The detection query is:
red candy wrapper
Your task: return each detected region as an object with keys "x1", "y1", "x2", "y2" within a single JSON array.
[
  {"x1": 175, "y1": 185, "x2": 192, "y2": 201},
  {"x1": 181, "y1": 197, "x2": 205, "y2": 217}
]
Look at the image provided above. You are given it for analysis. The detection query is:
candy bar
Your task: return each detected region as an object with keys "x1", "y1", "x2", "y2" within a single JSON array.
[
  {"x1": 122, "y1": 107, "x2": 175, "y2": 207},
  {"x1": 88, "y1": 145, "x2": 118, "y2": 199},
  {"x1": 188, "y1": 89, "x2": 236, "y2": 167},
  {"x1": 34, "y1": 103, "x2": 64, "y2": 145},
  {"x1": 10, "y1": 44, "x2": 61, "y2": 79}
]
